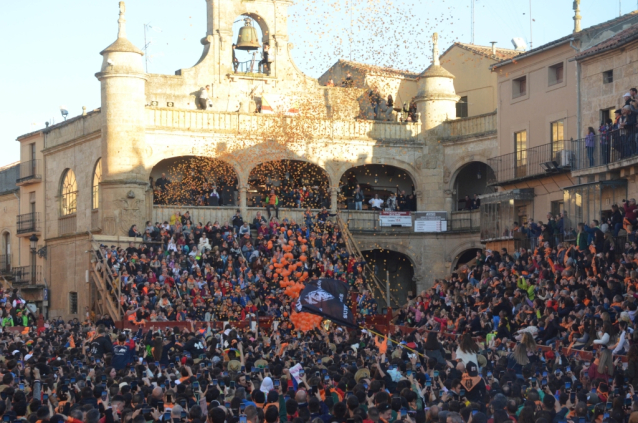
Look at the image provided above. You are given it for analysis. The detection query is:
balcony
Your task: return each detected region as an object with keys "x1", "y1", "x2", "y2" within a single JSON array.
[
  {"x1": 16, "y1": 160, "x2": 42, "y2": 186},
  {"x1": 12, "y1": 265, "x2": 42, "y2": 286},
  {"x1": 570, "y1": 128, "x2": 638, "y2": 175},
  {"x1": 0, "y1": 254, "x2": 10, "y2": 275},
  {"x1": 448, "y1": 210, "x2": 480, "y2": 232},
  {"x1": 17, "y1": 212, "x2": 41, "y2": 235},
  {"x1": 145, "y1": 108, "x2": 422, "y2": 144},
  {"x1": 488, "y1": 142, "x2": 572, "y2": 186}
]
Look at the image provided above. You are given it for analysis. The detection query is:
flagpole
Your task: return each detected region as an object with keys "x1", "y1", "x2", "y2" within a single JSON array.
[{"x1": 362, "y1": 326, "x2": 425, "y2": 357}]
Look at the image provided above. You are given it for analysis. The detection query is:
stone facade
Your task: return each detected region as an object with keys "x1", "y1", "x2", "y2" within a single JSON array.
[{"x1": 10, "y1": 0, "x2": 500, "y2": 319}]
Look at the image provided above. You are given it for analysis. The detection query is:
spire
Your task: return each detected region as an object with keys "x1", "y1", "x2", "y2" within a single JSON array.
[
  {"x1": 432, "y1": 33, "x2": 440, "y2": 65},
  {"x1": 118, "y1": 1, "x2": 127, "y2": 38},
  {"x1": 573, "y1": 0, "x2": 581, "y2": 33},
  {"x1": 100, "y1": 1, "x2": 143, "y2": 56}
]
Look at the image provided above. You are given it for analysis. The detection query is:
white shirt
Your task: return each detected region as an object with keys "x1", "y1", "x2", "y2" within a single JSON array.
[{"x1": 369, "y1": 198, "x2": 384, "y2": 208}]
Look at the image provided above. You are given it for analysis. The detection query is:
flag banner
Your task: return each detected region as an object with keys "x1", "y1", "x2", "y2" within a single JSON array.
[{"x1": 295, "y1": 279, "x2": 356, "y2": 328}]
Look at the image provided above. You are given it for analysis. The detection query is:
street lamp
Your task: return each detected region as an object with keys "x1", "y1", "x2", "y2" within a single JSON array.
[{"x1": 29, "y1": 234, "x2": 38, "y2": 253}]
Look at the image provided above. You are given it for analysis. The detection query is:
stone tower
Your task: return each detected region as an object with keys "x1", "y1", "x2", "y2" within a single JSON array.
[
  {"x1": 415, "y1": 33, "x2": 460, "y2": 132},
  {"x1": 95, "y1": 2, "x2": 148, "y2": 234}
]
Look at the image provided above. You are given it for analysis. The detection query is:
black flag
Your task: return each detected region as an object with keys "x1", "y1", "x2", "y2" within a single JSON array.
[{"x1": 295, "y1": 278, "x2": 356, "y2": 328}]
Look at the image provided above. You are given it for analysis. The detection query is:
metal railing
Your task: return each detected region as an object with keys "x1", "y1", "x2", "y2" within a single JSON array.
[
  {"x1": 0, "y1": 254, "x2": 10, "y2": 274},
  {"x1": 235, "y1": 59, "x2": 270, "y2": 75},
  {"x1": 488, "y1": 141, "x2": 572, "y2": 185},
  {"x1": 17, "y1": 212, "x2": 40, "y2": 234},
  {"x1": 570, "y1": 128, "x2": 638, "y2": 171},
  {"x1": 12, "y1": 265, "x2": 41, "y2": 285},
  {"x1": 17, "y1": 160, "x2": 41, "y2": 184}
]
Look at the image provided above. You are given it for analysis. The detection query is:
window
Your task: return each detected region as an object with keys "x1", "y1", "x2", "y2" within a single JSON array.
[
  {"x1": 548, "y1": 63, "x2": 564, "y2": 86},
  {"x1": 456, "y1": 96, "x2": 468, "y2": 118},
  {"x1": 92, "y1": 159, "x2": 102, "y2": 210},
  {"x1": 61, "y1": 169, "x2": 78, "y2": 216},
  {"x1": 515, "y1": 130, "x2": 527, "y2": 177},
  {"x1": 29, "y1": 192, "x2": 36, "y2": 215},
  {"x1": 600, "y1": 108, "x2": 615, "y2": 126},
  {"x1": 603, "y1": 70, "x2": 613, "y2": 84},
  {"x1": 69, "y1": 292, "x2": 78, "y2": 314},
  {"x1": 512, "y1": 76, "x2": 527, "y2": 98},
  {"x1": 551, "y1": 120, "x2": 565, "y2": 156}
]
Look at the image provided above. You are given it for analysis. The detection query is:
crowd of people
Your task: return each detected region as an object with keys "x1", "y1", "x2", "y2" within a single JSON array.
[{"x1": 9, "y1": 186, "x2": 638, "y2": 423}]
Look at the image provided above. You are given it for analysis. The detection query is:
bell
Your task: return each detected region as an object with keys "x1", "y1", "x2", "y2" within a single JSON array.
[{"x1": 236, "y1": 18, "x2": 261, "y2": 51}]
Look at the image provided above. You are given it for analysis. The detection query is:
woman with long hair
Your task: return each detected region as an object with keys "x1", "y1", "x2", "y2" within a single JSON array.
[
  {"x1": 455, "y1": 333, "x2": 479, "y2": 367},
  {"x1": 506, "y1": 343, "x2": 529, "y2": 380},
  {"x1": 423, "y1": 331, "x2": 446, "y2": 367},
  {"x1": 589, "y1": 347, "x2": 614, "y2": 380}
]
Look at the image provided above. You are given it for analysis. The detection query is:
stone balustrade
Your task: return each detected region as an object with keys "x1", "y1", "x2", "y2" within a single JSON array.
[
  {"x1": 145, "y1": 107, "x2": 423, "y2": 143},
  {"x1": 444, "y1": 111, "x2": 497, "y2": 140}
]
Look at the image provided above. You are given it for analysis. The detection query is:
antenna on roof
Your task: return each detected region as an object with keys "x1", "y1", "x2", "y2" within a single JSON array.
[
  {"x1": 471, "y1": 0, "x2": 475, "y2": 45},
  {"x1": 490, "y1": 41, "x2": 497, "y2": 56}
]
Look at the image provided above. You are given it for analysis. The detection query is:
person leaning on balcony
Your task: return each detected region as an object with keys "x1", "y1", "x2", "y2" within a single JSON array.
[
  {"x1": 353, "y1": 186, "x2": 364, "y2": 210},
  {"x1": 369, "y1": 194, "x2": 384, "y2": 211},
  {"x1": 585, "y1": 127, "x2": 596, "y2": 167}
]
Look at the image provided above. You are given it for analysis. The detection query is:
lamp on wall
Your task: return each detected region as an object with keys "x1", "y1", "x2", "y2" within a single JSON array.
[
  {"x1": 29, "y1": 234, "x2": 47, "y2": 259},
  {"x1": 29, "y1": 235, "x2": 38, "y2": 253}
]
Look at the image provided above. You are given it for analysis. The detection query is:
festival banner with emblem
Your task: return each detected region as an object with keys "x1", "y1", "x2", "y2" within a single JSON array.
[{"x1": 295, "y1": 278, "x2": 356, "y2": 328}]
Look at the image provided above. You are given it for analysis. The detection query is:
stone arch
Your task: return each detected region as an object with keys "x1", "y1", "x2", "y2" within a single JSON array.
[
  {"x1": 234, "y1": 12, "x2": 271, "y2": 45},
  {"x1": 337, "y1": 161, "x2": 418, "y2": 210},
  {"x1": 92, "y1": 158, "x2": 102, "y2": 210},
  {"x1": 247, "y1": 159, "x2": 332, "y2": 208},
  {"x1": 147, "y1": 154, "x2": 246, "y2": 189},
  {"x1": 335, "y1": 157, "x2": 420, "y2": 192},
  {"x1": 241, "y1": 152, "x2": 337, "y2": 189},
  {"x1": 359, "y1": 246, "x2": 417, "y2": 309},
  {"x1": 448, "y1": 243, "x2": 484, "y2": 272},
  {"x1": 448, "y1": 160, "x2": 495, "y2": 210},
  {"x1": 150, "y1": 156, "x2": 242, "y2": 207},
  {"x1": 60, "y1": 168, "x2": 78, "y2": 216}
]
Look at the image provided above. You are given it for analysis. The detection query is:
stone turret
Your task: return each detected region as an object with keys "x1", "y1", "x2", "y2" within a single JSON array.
[
  {"x1": 415, "y1": 33, "x2": 460, "y2": 131},
  {"x1": 95, "y1": 2, "x2": 148, "y2": 235}
]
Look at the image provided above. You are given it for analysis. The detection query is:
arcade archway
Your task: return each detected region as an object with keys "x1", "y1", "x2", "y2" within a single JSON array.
[
  {"x1": 362, "y1": 249, "x2": 415, "y2": 309},
  {"x1": 151, "y1": 156, "x2": 240, "y2": 206},
  {"x1": 451, "y1": 161, "x2": 495, "y2": 211},
  {"x1": 340, "y1": 164, "x2": 416, "y2": 211},
  {"x1": 247, "y1": 160, "x2": 330, "y2": 208}
]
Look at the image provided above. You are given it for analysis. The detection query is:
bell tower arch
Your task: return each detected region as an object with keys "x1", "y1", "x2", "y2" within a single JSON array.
[{"x1": 191, "y1": 0, "x2": 295, "y2": 82}]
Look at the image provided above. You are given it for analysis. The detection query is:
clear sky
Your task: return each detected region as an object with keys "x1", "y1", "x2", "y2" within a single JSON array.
[{"x1": 0, "y1": 0, "x2": 631, "y2": 167}]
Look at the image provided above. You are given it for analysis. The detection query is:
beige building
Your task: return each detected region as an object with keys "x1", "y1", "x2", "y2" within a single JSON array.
[
  {"x1": 482, "y1": 11, "x2": 638, "y2": 251},
  {"x1": 439, "y1": 43, "x2": 519, "y2": 118},
  {"x1": 1, "y1": 0, "x2": 500, "y2": 319},
  {"x1": 566, "y1": 22, "x2": 638, "y2": 225},
  {"x1": 0, "y1": 163, "x2": 19, "y2": 283}
]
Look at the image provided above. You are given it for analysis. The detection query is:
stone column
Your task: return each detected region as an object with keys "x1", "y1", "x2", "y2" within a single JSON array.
[
  {"x1": 239, "y1": 185, "x2": 248, "y2": 218},
  {"x1": 330, "y1": 187, "x2": 339, "y2": 213}
]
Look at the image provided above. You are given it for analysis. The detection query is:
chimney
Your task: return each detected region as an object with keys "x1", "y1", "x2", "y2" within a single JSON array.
[
  {"x1": 573, "y1": 0, "x2": 582, "y2": 33},
  {"x1": 490, "y1": 41, "x2": 497, "y2": 56}
]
